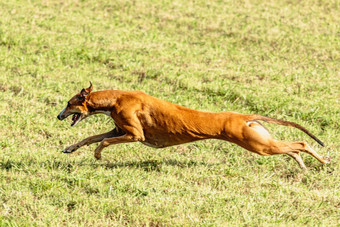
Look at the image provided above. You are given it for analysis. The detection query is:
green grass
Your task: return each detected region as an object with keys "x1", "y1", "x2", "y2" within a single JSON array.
[{"x1": 0, "y1": 0, "x2": 339, "y2": 225}]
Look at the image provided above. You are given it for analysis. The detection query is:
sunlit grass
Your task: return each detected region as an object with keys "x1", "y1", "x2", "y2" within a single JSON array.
[{"x1": 0, "y1": 0, "x2": 339, "y2": 225}]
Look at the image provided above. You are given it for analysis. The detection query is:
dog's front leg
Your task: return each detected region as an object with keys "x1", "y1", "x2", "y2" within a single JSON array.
[
  {"x1": 94, "y1": 134, "x2": 143, "y2": 159},
  {"x1": 62, "y1": 128, "x2": 125, "y2": 153}
]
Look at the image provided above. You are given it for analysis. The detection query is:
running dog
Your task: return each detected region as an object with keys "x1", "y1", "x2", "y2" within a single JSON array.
[{"x1": 57, "y1": 82, "x2": 330, "y2": 169}]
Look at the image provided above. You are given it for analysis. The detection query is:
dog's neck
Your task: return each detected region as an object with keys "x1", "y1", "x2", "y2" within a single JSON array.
[{"x1": 86, "y1": 91, "x2": 118, "y2": 113}]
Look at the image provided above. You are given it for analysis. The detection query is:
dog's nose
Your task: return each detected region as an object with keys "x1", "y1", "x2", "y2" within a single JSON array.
[{"x1": 57, "y1": 115, "x2": 62, "y2": 120}]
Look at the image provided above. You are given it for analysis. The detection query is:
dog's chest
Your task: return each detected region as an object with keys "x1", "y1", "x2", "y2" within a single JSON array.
[
  {"x1": 141, "y1": 133, "x2": 170, "y2": 148},
  {"x1": 141, "y1": 141, "x2": 166, "y2": 148}
]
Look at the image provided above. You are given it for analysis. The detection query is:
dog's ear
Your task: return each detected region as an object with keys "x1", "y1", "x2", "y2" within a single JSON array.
[{"x1": 80, "y1": 81, "x2": 93, "y2": 98}]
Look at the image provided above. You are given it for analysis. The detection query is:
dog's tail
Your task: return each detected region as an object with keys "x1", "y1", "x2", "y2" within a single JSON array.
[{"x1": 246, "y1": 114, "x2": 324, "y2": 147}]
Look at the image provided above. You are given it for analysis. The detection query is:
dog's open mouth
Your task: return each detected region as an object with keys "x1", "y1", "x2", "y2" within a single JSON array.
[{"x1": 71, "y1": 113, "x2": 82, "y2": 127}]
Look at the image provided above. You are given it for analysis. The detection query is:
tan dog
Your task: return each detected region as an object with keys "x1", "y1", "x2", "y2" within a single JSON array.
[{"x1": 57, "y1": 83, "x2": 329, "y2": 169}]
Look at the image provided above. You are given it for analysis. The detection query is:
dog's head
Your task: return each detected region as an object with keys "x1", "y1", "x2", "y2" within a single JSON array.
[{"x1": 57, "y1": 82, "x2": 93, "y2": 126}]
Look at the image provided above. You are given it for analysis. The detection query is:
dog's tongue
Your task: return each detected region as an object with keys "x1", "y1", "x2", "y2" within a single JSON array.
[{"x1": 71, "y1": 114, "x2": 80, "y2": 126}]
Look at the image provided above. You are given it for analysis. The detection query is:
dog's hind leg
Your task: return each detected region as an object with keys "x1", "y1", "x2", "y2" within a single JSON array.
[
  {"x1": 287, "y1": 152, "x2": 306, "y2": 169},
  {"x1": 235, "y1": 121, "x2": 329, "y2": 168},
  {"x1": 265, "y1": 140, "x2": 329, "y2": 164},
  {"x1": 281, "y1": 141, "x2": 330, "y2": 164}
]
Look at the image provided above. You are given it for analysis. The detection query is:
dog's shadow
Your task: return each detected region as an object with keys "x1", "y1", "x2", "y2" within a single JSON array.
[
  {"x1": 84, "y1": 158, "x2": 214, "y2": 172},
  {"x1": 0, "y1": 157, "x2": 215, "y2": 173}
]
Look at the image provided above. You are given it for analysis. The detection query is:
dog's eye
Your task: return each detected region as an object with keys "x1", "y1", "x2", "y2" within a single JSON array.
[{"x1": 67, "y1": 102, "x2": 71, "y2": 107}]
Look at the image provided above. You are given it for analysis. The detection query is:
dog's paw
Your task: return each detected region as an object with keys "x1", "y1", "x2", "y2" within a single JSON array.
[
  {"x1": 62, "y1": 145, "x2": 78, "y2": 153},
  {"x1": 94, "y1": 153, "x2": 101, "y2": 160},
  {"x1": 62, "y1": 148, "x2": 73, "y2": 153},
  {"x1": 323, "y1": 156, "x2": 332, "y2": 164}
]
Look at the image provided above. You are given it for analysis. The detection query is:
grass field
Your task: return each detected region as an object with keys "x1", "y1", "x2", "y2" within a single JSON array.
[{"x1": 0, "y1": 0, "x2": 339, "y2": 225}]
